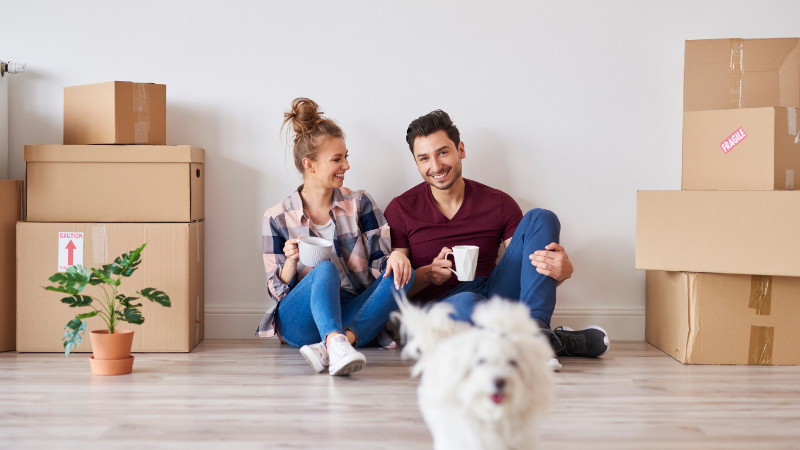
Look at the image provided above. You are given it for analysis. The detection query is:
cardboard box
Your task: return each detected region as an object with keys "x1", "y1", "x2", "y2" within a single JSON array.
[
  {"x1": 25, "y1": 145, "x2": 204, "y2": 222},
  {"x1": 16, "y1": 221, "x2": 204, "y2": 352},
  {"x1": 0, "y1": 181, "x2": 23, "y2": 351},
  {"x1": 646, "y1": 271, "x2": 800, "y2": 365},
  {"x1": 64, "y1": 81, "x2": 166, "y2": 145},
  {"x1": 682, "y1": 107, "x2": 800, "y2": 190},
  {"x1": 684, "y1": 38, "x2": 800, "y2": 112},
  {"x1": 636, "y1": 190, "x2": 800, "y2": 276}
]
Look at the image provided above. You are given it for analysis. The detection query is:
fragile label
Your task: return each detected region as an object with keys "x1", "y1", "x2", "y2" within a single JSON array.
[
  {"x1": 58, "y1": 232, "x2": 84, "y2": 272},
  {"x1": 720, "y1": 127, "x2": 747, "y2": 153}
]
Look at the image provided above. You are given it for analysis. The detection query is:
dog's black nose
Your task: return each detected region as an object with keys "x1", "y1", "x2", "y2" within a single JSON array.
[{"x1": 494, "y1": 377, "x2": 506, "y2": 390}]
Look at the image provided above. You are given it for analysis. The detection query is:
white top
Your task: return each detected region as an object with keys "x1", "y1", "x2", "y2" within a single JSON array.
[{"x1": 312, "y1": 219, "x2": 355, "y2": 293}]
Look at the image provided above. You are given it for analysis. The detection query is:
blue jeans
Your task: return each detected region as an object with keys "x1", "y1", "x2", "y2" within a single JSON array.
[
  {"x1": 440, "y1": 209, "x2": 559, "y2": 328},
  {"x1": 276, "y1": 261, "x2": 415, "y2": 348}
]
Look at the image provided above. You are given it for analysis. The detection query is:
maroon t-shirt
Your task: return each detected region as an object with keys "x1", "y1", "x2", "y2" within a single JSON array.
[{"x1": 384, "y1": 179, "x2": 522, "y2": 302}]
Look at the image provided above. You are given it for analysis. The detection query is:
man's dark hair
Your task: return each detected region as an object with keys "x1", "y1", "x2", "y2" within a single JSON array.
[{"x1": 405, "y1": 109, "x2": 461, "y2": 153}]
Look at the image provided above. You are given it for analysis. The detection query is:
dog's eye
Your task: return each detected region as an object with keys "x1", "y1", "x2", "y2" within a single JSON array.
[
  {"x1": 508, "y1": 359, "x2": 518, "y2": 367},
  {"x1": 477, "y1": 358, "x2": 486, "y2": 365}
]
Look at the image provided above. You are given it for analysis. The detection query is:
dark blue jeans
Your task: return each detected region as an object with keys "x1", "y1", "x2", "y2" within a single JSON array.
[
  {"x1": 440, "y1": 209, "x2": 559, "y2": 328},
  {"x1": 276, "y1": 261, "x2": 415, "y2": 348}
]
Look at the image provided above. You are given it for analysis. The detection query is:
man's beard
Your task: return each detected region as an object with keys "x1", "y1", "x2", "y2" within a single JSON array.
[{"x1": 426, "y1": 165, "x2": 462, "y2": 191}]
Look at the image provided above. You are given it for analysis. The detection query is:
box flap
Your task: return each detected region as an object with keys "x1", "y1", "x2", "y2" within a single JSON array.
[
  {"x1": 684, "y1": 38, "x2": 800, "y2": 111},
  {"x1": 25, "y1": 145, "x2": 204, "y2": 163}
]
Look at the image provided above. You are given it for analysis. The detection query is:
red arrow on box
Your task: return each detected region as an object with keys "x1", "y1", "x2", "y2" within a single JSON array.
[{"x1": 65, "y1": 240, "x2": 76, "y2": 266}]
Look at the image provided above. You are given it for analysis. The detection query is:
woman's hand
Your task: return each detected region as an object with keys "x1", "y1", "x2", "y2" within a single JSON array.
[
  {"x1": 384, "y1": 250, "x2": 412, "y2": 289},
  {"x1": 280, "y1": 237, "x2": 301, "y2": 284},
  {"x1": 283, "y1": 237, "x2": 301, "y2": 264}
]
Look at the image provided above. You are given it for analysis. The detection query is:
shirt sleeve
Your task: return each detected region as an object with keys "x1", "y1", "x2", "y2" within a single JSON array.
[
  {"x1": 262, "y1": 212, "x2": 292, "y2": 301},
  {"x1": 358, "y1": 191, "x2": 391, "y2": 279},
  {"x1": 500, "y1": 192, "x2": 523, "y2": 241},
  {"x1": 384, "y1": 198, "x2": 410, "y2": 249}
]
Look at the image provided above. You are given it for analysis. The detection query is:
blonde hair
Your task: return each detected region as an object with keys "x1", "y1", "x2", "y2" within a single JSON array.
[{"x1": 282, "y1": 98, "x2": 344, "y2": 173}]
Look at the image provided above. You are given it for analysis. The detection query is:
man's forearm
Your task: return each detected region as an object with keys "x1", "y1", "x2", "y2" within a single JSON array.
[{"x1": 407, "y1": 265, "x2": 434, "y2": 298}]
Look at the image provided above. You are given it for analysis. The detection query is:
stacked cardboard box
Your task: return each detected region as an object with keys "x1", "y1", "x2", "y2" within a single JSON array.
[
  {"x1": 0, "y1": 180, "x2": 23, "y2": 352},
  {"x1": 16, "y1": 81, "x2": 205, "y2": 353},
  {"x1": 637, "y1": 38, "x2": 800, "y2": 365}
]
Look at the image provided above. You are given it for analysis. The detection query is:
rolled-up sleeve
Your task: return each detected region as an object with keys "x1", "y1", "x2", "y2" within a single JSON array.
[
  {"x1": 263, "y1": 213, "x2": 291, "y2": 301},
  {"x1": 359, "y1": 191, "x2": 391, "y2": 279}
]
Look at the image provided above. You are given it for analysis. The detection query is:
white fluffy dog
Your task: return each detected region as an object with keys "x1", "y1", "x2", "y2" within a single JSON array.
[{"x1": 393, "y1": 296, "x2": 554, "y2": 450}]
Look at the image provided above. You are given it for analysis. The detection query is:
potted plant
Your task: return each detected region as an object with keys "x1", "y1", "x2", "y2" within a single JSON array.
[{"x1": 44, "y1": 242, "x2": 170, "y2": 375}]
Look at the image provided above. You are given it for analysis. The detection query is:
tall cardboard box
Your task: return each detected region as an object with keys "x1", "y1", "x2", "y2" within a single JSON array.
[
  {"x1": 25, "y1": 145, "x2": 204, "y2": 222},
  {"x1": 684, "y1": 38, "x2": 800, "y2": 112},
  {"x1": 64, "y1": 81, "x2": 166, "y2": 145},
  {"x1": 646, "y1": 271, "x2": 800, "y2": 365},
  {"x1": 16, "y1": 221, "x2": 204, "y2": 352},
  {"x1": 682, "y1": 107, "x2": 800, "y2": 190},
  {"x1": 0, "y1": 181, "x2": 23, "y2": 351},
  {"x1": 636, "y1": 190, "x2": 800, "y2": 276}
]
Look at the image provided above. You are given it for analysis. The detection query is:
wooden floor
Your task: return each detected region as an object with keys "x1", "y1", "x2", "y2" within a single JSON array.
[{"x1": 2, "y1": 340, "x2": 800, "y2": 449}]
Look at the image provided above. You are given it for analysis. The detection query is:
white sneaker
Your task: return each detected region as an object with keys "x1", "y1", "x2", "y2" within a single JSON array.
[
  {"x1": 376, "y1": 328, "x2": 398, "y2": 349},
  {"x1": 327, "y1": 334, "x2": 366, "y2": 376},
  {"x1": 547, "y1": 357, "x2": 563, "y2": 371},
  {"x1": 300, "y1": 342, "x2": 329, "y2": 373}
]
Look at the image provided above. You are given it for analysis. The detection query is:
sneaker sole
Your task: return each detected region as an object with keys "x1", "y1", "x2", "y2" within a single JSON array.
[
  {"x1": 586, "y1": 325, "x2": 610, "y2": 357},
  {"x1": 561, "y1": 325, "x2": 611, "y2": 357},
  {"x1": 329, "y1": 357, "x2": 366, "y2": 376},
  {"x1": 299, "y1": 346, "x2": 327, "y2": 373}
]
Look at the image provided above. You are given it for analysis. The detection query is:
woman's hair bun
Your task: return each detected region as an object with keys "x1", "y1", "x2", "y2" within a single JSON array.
[{"x1": 284, "y1": 97, "x2": 324, "y2": 142}]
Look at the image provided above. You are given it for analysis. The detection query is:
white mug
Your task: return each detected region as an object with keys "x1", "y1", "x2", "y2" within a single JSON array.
[
  {"x1": 445, "y1": 245, "x2": 479, "y2": 282},
  {"x1": 298, "y1": 236, "x2": 333, "y2": 267}
]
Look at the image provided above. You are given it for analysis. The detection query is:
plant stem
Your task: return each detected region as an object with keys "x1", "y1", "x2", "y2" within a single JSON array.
[{"x1": 109, "y1": 285, "x2": 117, "y2": 333}]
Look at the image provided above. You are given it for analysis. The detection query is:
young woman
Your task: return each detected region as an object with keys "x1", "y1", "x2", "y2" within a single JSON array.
[{"x1": 257, "y1": 98, "x2": 414, "y2": 376}]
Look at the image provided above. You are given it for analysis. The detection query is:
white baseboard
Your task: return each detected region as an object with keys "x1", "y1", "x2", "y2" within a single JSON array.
[{"x1": 204, "y1": 305, "x2": 645, "y2": 342}]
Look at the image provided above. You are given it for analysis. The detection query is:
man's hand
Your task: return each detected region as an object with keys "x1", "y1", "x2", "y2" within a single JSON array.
[
  {"x1": 384, "y1": 250, "x2": 413, "y2": 289},
  {"x1": 530, "y1": 242, "x2": 573, "y2": 283},
  {"x1": 429, "y1": 247, "x2": 454, "y2": 285}
]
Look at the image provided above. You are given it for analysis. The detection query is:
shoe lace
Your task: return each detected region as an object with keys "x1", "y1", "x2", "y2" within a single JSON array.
[
  {"x1": 328, "y1": 336, "x2": 355, "y2": 359},
  {"x1": 554, "y1": 326, "x2": 587, "y2": 356},
  {"x1": 540, "y1": 328, "x2": 564, "y2": 355}
]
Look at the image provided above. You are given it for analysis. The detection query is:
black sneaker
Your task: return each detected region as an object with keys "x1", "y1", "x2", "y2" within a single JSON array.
[
  {"x1": 553, "y1": 326, "x2": 609, "y2": 357},
  {"x1": 538, "y1": 328, "x2": 563, "y2": 371}
]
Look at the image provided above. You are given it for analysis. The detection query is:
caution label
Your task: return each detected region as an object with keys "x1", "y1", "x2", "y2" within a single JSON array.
[{"x1": 58, "y1": 232, "x2": 84, "y2": 272}]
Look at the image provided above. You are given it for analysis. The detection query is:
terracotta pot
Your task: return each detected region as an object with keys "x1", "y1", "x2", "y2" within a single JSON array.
[
  {"x1": 89, "y1": 355, "x2": 135, "y2": 376},
  {"x1": 89, "y1": 329, "x2": 134, "y2": 360}
]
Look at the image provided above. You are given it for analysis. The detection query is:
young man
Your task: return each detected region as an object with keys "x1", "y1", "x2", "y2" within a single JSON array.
[{"x1": 384, "y1": 110, "x2": 608, "y2": 368}]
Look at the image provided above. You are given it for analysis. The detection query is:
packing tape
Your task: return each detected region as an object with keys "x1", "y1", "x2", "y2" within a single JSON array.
[
  {"x1": 787, "y1": 170, "x2": 795, "y2": 190},
  {"x1": 748, "y1": 325, "x2": 774, "y2": 365},
  {"x1": 133, "y1": 83, "x2": 150, "y2": 143},
  {"x1": 729, "y1": 38, "x2": 743, "y2": 109},
  {"x1": 748, "y1": 275, "x2": 772, "y2": 315},
  {"x1": 92, "y1": 225, "x2": 108, "y2": 263},
  {"x1": 789, "y1": 108, "x2": 798, "y2": 136}
]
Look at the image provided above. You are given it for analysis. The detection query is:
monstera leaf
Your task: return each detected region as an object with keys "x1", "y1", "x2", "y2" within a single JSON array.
[
  {"x1": 117, "y1": 294, "x2": 144, "y2": 325},
  {"x1": 90, "y1": 265, "x2": 119, "y2": 287},
  {"x1": 109, "y1": 243, "x2": 146, "y2": 277},
  {"x1": 139, "y1": 288, "x2": 171, "y2": 307},
  {"x1": 60, "y1": 295, "x2": 93, "y2": 308},
  {"x1": 63, "y1": 319, "x2": 88, "y2": 357},
  {"x1": 46, "y1": 265, "x2": 91, "y2": 295}
]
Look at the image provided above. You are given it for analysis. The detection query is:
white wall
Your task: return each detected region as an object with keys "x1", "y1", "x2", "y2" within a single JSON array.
[{"x1": 5, "y1": 0, "x2": 800, "y2": 341}]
